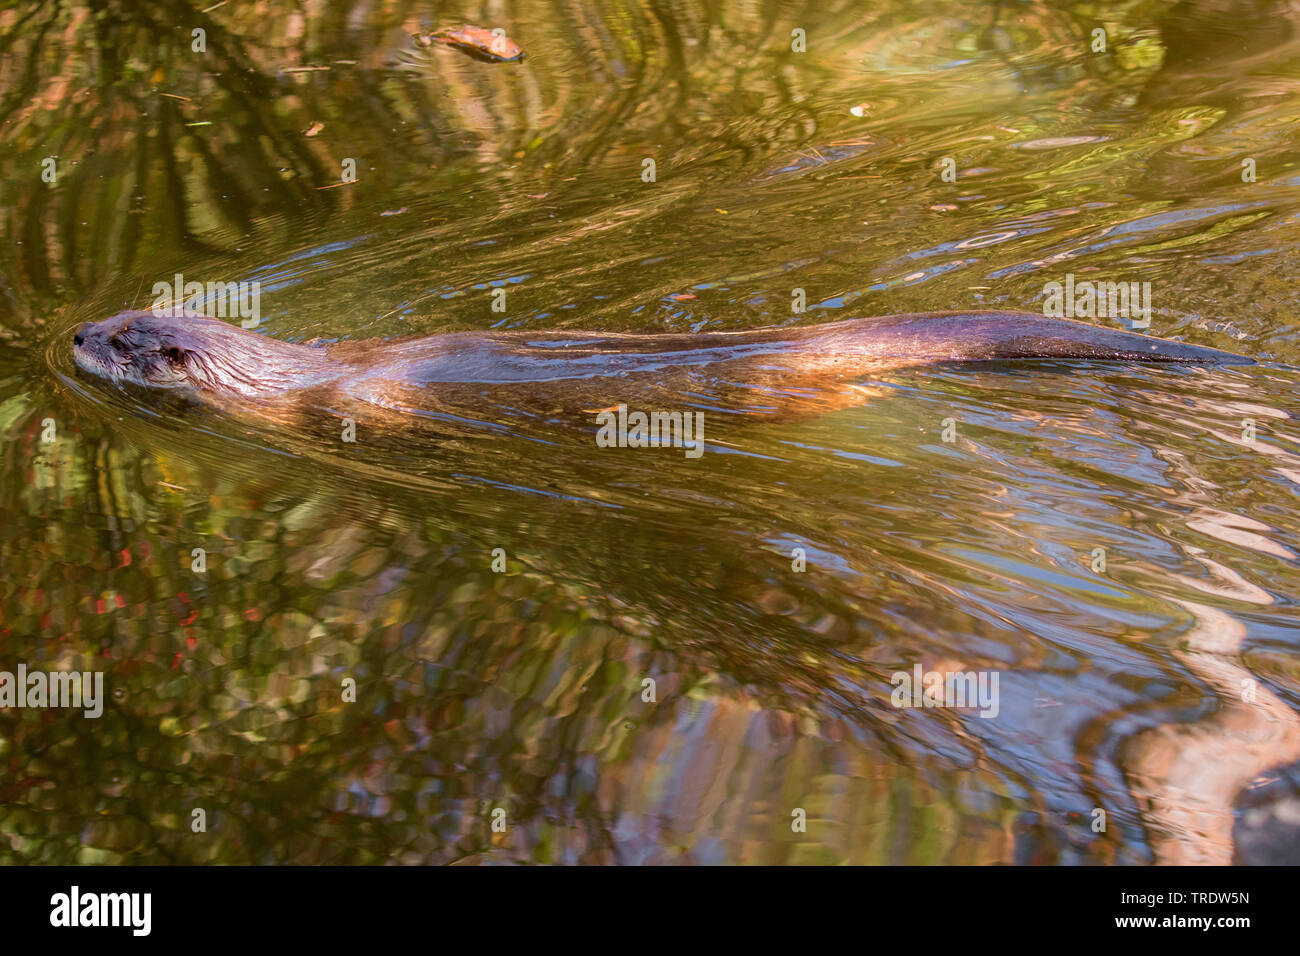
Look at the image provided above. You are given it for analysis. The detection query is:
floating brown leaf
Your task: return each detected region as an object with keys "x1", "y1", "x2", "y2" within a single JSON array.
[{"x1": 413, "y1": 25, "x2": 525, "y2": 63}]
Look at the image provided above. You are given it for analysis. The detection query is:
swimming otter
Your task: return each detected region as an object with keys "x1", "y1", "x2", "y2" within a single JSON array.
[{"x1": 71, "y1": 309, "x2": 1250, "y2": 419}]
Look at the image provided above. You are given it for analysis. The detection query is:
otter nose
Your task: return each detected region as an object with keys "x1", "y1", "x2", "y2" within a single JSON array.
[{"x1": 73, "y1": 323, "x2": 90, "y2": 346}]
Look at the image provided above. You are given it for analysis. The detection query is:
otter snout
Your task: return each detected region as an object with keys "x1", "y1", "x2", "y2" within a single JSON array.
[{"x1": 73, "y1": 323, "x2": 89, "y2": 346}]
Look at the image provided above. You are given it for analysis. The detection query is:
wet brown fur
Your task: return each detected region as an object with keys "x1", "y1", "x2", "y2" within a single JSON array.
[{"x1": 72, "y1": 309, "x2": 1251, "y2": 431}]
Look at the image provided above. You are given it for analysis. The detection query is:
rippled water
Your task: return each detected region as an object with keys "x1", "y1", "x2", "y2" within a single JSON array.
[{"x1": 2, "y1": 0, "x2": 1299, "y2": 864}]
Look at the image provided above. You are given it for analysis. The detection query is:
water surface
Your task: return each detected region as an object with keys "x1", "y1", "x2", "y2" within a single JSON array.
[{"x1": 2, "y1": 0, "x2": 1299, "y2": 864}]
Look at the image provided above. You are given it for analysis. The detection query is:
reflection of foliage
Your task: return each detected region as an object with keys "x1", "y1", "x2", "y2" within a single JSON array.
[
  {"x1": 0, "y1": 383, "x2": 1043, "y2": 863},
  {"x1": 0, "y1": 0, "x2": 1183, "y2": 326},
  {"x1": 0, "y1": 0, "x2": 441, "y2": 312},
  {"x1": 6, "y1": 0, "x2": 1298, "y2": 865}
]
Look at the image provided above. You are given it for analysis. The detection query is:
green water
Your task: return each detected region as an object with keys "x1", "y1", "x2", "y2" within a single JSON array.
[{"x1": 2, "y1": 0, "x2": 1300, "y2": 864}]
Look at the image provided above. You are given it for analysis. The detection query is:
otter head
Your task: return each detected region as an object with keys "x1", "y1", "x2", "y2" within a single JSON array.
[
  {"x1": 73, "y1": 310, "x2": 331, "y2": 396},
  {"x1": 73, "y1": 311, "x2": 207, "y2": 391}
]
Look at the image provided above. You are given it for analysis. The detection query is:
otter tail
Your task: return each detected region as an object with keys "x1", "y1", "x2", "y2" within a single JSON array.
[{"x1": 805, "y1": 310, "x2": 1252, "y2": 369}]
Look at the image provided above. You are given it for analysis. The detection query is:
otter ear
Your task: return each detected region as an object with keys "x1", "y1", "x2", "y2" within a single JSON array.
[{"x1": 164, "y1": 345, "x2": 186, "y2": 367}]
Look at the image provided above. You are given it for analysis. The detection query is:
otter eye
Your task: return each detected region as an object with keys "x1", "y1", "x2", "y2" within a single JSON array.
[{"x1": 110, "y1": 336, "x2": 124, "y2": 350}]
